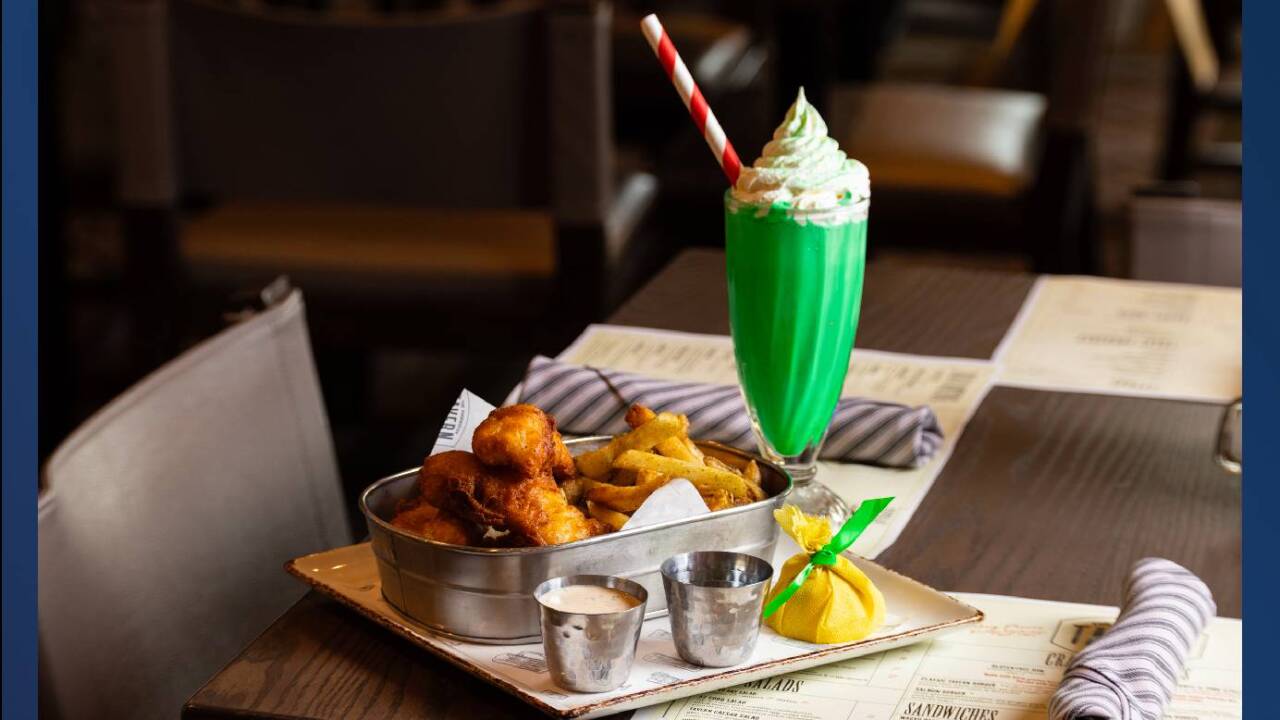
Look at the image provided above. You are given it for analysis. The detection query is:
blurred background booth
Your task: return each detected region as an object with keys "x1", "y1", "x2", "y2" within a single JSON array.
[
  {"x1": 106, "y1": 0, "x2": 656, "y2": 382},
  {"x1": 41, "y1": 0, "x2": 1241, "y2": 505}
]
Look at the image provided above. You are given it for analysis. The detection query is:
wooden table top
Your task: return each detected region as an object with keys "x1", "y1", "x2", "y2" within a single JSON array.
[{"x1": 184, "y1": 249, "x2": 1241, "y2": 720}]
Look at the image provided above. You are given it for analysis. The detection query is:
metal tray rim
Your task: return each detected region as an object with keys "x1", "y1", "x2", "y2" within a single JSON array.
[{"x1": 359, "y1": 437, "x2": 793, "y2": 557}]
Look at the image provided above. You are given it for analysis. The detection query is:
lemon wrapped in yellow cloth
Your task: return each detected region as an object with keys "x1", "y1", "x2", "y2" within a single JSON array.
[{"x1": 764, "y1": 504, "x2": 888, "y2": 644}]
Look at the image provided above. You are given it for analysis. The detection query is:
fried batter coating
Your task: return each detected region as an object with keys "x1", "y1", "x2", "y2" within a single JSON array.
[
  {"x1": 419, "y1": 449, "x2": 605, "y2": 546},
  {"x1": 419, "y1": 451, "x2": 507, "y2": 527},
  {"x1": 550, "y1": 431, "x2": 576, "y2": 481},
  {"x1": 472, "y1": 404, "x2": 577, "y2": 480},
  {"x1": 410, "y1": 407, "x2": 603, "y2": 547},
  {"x1": 472, "y1": 405, "x2": 555, "y2": 476},
  {"x1": 478, "y1": 472, "x2": 607, "y2": 546},
  {"x1": 390, "y1": 498, "x2": 478, "y2": 545}
]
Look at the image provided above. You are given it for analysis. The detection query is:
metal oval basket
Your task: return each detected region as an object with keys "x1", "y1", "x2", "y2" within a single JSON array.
[{"x1": 360, "y1": 438, "x2": 792, "y2": 644}]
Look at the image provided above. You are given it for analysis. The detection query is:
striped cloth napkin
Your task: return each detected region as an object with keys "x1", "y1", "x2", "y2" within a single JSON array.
[
  {"x1": 517, "y1": 356, "x2": 943, "y2": 468},
  {"x1": 1050, "y1": 558, "x2": 1217, "y2": 720}
]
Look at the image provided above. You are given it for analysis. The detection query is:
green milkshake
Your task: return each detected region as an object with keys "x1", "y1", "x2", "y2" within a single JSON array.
[{"x1": 725, "y1": 88, "x2": 869, "y2": 519}]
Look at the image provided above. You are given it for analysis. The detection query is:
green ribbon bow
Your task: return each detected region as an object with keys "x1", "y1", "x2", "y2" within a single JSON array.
[{"x1": 761, "y1": 497, "x2": 894, "y2": 619}]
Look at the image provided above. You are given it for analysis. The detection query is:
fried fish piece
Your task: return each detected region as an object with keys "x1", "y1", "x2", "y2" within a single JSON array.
[
  {"x1": 420, "y1": 449, "x2": 605, "y2": 546},
  {"x1": 472, "y1": 404, "x2": 576, "y2": 480},
  {"x1": 418, "y1": 450, "x2": 507, "y2": 527},
  {"x1": 390, "y1": 498, "x2": 479, "y2": 545},
  {"x1": 483, "y1": 472, "x2": 608, "y2": 546}
]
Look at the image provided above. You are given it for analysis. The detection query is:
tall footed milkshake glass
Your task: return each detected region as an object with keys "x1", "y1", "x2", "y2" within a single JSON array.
[{"x1": 725, "y1": 88, "x2": 870, "y2": 526}]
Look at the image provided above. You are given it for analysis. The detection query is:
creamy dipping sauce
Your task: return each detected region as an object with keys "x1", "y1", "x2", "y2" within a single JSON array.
[{"x1": 540, "y1": 585, "x2": 641, "y2": 614}]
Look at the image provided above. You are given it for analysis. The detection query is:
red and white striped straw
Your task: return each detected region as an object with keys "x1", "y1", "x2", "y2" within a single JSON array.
[{"x1": 641, "y1": 14, "x2": 742, "y2": 186}]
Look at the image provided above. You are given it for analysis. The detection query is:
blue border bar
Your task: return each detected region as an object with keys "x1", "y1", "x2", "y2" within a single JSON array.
[
  {"x1": 3, "y1": 0, "x2": 40, "y2": 714},
  {"x1": 1244, "y1": 0, "x2": 1275, "y2": 707}
]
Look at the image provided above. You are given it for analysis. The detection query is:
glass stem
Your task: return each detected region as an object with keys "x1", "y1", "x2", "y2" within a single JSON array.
[{"x1": 784, "y1": 462, "x2": 818, "y2": 486}]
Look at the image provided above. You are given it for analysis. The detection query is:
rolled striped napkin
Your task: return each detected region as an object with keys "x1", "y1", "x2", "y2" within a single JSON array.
[
  {"x1": 518, "y1": 356, "x2": 943, "y2": 468},
  {"x1": 1050, "y1": 558, "x2": 1217, "y2": 720}
]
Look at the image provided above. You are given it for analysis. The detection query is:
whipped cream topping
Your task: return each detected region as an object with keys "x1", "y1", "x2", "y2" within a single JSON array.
[{"x1": 731, "y1": 88, "x2": 870, "y2": 211}]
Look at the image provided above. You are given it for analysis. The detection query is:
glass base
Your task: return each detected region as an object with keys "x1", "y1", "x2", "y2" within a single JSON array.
[
  {"x1": 780, "y1": 463, "x2": 850, "y2": 528},
  {"x1": 746, "y1": 411, "x2": 850, "y2": 527}
]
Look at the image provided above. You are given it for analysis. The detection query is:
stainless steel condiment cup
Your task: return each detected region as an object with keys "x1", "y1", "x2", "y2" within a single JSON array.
[
  {"x1": 660, "y1": 551, "x2": 773, "y2": 667},
  {"x1": 534, "y1": 575, "x2": 648, "y2": 693}
]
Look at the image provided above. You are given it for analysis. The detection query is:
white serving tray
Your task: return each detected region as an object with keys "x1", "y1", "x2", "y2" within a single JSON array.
[{"x1": 288, "y1": 540, "x2": 982, "y2": 719}]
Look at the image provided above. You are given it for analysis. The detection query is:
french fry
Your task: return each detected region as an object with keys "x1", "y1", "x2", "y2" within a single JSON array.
[
  {"x1": 586, "y1": 500, "x2": 630, "y2": 531},
  {"x1": 742, "y1": 479, "x2": 765, "y2": 501},
  {"x1": 701, "y1": 456, "x2": 765, "y2": 502},
  {"x1": 682, "y1": 437, "x2": 705, "y2": 462},
  {"x1": 701, "y1": 488, "x2": 748, "y2": 511},
  {"x1": 625, "y1": 404, "x2": 657, "y2": 428},
  {"x1": 655, "y1": 436, "x2": 698, "y2": 462},
  {"x1": 743, "y1": 460, "x2": 766, "y2": 501},
  {"x1": 588, "y1": 481, "x2": 657, "y2": 512},
  {"x1": 560, "y1": 476, "x2": 588, "y2": 505},
  {"x1": 574, "y1": 448, "x2": 614, "y2": 479},
  {"x1": 586, "y1": 469, "x2": 670, "y2": 512},
  {"x1": 587, "y1": 485, "x2": 648, "y2": 512},
  {"x1": 610, "y1": 468, "x2": 639, "y2": 486},
  {"x1": 625, "y1": 404, "x2": 702, "y2": 461},
  {"x1": 700, "y1": 446, "x2": 750, "y2": 470},
  {"x1": 611, "y1": 450, "x2": 751, "y2": 499},
  {"x1": 704, "y1": 456, "x2": 737, "y2": 474},
  {"x1": 624, "y1": 403, "x2": 705, "y2": 462},
  {"x1": 635, "y1": 469, "x2": 667, "y2": 488},
  {"x1": 574, "y1": 412, "x2": 689, "y2": 478},
  {"x1": 590, "y1": 403, "x2": 766, "y2": 508}
]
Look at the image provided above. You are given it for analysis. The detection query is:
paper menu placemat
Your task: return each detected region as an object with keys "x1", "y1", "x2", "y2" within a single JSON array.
[
  {"x1": 555, "y1": 325, "x2": 998, "y2": 558},
  {"x1": 994, "y1": 276, "x2": 1242, "y2": 402},
  {"x1": 633, "y1": 593, "x2": 1243, "y2": 720}
]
